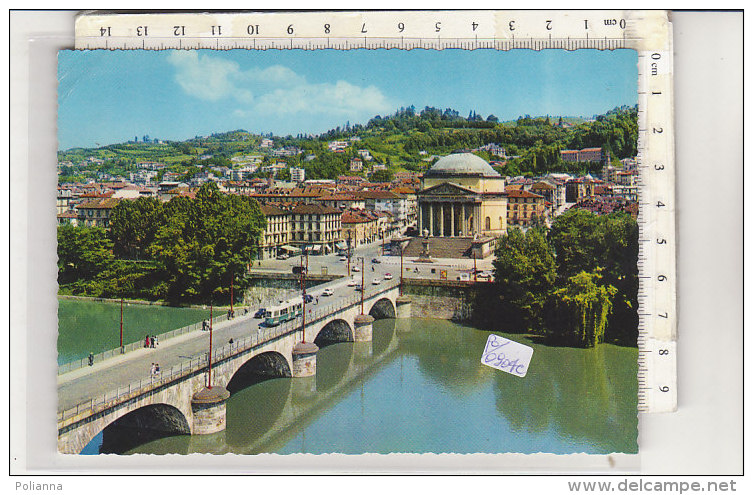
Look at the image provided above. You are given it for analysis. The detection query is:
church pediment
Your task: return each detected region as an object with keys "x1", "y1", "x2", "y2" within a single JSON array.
[{"x1": 418, "y1": 182, "x2": 478, "y2": 196}]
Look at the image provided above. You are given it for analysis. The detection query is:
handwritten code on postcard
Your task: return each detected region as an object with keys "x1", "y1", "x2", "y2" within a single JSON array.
[{"x1": 481, "y1": 335, "x2": 534, "y2": 377}]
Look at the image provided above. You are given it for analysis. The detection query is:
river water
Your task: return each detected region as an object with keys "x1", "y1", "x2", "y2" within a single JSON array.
[
  {"x1": 57, "y1": 298, "x2": 210, "y2": 365},
  {"x1": 68, "y1": 303, "x2": 637, "y2": 455}
]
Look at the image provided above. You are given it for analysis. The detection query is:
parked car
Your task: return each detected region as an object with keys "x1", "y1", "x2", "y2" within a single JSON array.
[
  {"x1": 277, "y1": 254, "x2": 289, "y2": 260},
  {"x1": 477, "y1": 271, "x2": 492, "y2": 280},
  {"x1": 253, "y1": 308, "x2": 267, "y2": 319},
  {"x1": 354, "y1": 285, "x2": 363, "y2": 292},
  {"x1": 347, "y1": 279, "x2": 357, "y2": 287},
  {"x1": 322, "y1": 288, "x2": 334, "y2": 296},
  {"x1": 292, "y1": 266, "x2": 307, "y2": 275},
  {"x1": 352, "y1": 265, "x2": 360, "y2": 272},
  {"x1": 372, "y1": 278, "x2": 381, "y2": 285},
  {"x1": 371, "y1": 258, "x2": 381, "y2": 264},
  {"x1": 384, "y1": 273, "x2": 393, "y2": 280},
  {"x1": 339, "y1": 257, "x2": 347, "y2": 262}
]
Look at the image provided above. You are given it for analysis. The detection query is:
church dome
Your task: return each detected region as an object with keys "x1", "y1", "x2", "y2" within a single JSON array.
[{"x1": 424, "y1": 151, "x2": 501, "y2": 178}]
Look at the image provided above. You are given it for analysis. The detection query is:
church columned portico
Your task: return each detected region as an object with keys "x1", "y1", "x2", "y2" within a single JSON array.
[{"x1": 419, "y1": 197, "x2": 481, "y2": 238}]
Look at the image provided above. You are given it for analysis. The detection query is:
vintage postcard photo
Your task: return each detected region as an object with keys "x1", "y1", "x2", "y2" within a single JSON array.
[{"x1": 56, "y1": 46, "x2": 640, "y2": 456}]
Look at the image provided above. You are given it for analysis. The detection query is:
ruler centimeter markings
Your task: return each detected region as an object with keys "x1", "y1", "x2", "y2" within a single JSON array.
[{"x1": 73, "y1": 10, "x2": 676, "y2": 413}]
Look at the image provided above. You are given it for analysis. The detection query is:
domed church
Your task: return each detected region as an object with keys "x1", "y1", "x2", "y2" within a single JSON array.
[{"x1": 417, "y1": 151, "x2": 508, "y2": 239}]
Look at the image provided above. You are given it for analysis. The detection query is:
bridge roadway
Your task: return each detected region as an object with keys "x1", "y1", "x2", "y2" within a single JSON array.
[{"x1": 58, "y1": 270, "x2": 397, "y2": 413}]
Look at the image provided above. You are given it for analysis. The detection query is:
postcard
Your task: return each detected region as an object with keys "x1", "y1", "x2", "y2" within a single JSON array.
[{"x1": 56, "y1": 14, "x2": 650, "y2": 458}]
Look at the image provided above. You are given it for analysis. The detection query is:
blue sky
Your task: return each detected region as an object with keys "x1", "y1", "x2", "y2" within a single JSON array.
[{"x1": 58, "y1": 49, "x2": 637, "y2": 150}]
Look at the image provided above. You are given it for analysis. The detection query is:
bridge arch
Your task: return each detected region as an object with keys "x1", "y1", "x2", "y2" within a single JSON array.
[
  {"x1": 314, "y1": 318, "x2": 353, "y2": 348},
  {"x1": 369, "y1": 297, "x2": 396, "y2": 320},
  {"x1": 96, "y1": 403, "x2": 190, "y2": 454},
  {"x1": 227, "y1": 351, "x2": 292, "y2": 394}
]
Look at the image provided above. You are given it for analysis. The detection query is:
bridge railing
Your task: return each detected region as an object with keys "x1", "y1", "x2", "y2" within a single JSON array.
[
  {"x1": 57, "y1": 281, "x2": 400, "y2": 422},
  {"x1": 57, "y1": 311, "x2": 231, "y2": 375}
]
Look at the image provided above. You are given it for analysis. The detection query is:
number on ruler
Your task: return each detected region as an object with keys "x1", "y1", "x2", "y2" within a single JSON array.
[
  {"x1": 472, "y1": 22, "x2": 479, "y2": 31},
  {"x1": 398, "y1": 22, "x2": 405, "y2": 33},
  {"x1": 659, "y1": 386, "x2": 670, "y2": 392},
  {"x1": 100, "y1": 27, "x2": 111, "y2": 36},
  {"x1": 287, "y1": 24, "x2": 294, "y2": 35},
  {"x1": 211, "y1": 25, "x2": 222, "y2": 36},
  {"x1": 247, "y1": 24, "x2": 259, "y2": 35},
  {"x1": 136, "y1": 26, "x2": 148, "y2": 36},
  {"x1": 174, "y1": 26, "x2": 185, "y2": 36}
]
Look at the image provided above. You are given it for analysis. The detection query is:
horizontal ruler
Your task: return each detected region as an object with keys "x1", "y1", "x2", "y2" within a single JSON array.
[
  {"x1": 74, "y1": 10, "x2": 666, "y2": 50},
  {"x1": 72, "y1": 10, "x2": 676, "y2": 413}
]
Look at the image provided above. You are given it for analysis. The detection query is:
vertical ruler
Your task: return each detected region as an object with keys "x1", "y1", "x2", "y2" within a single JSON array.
[
  {"x1": 636, "y1": 24, "x2": 677, "y2": 413},
  {"x1": 72, "y1": 10, "x2": 676, "y2": 413}
]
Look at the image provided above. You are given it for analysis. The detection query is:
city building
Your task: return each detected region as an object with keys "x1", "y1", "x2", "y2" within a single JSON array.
[
  {"x1": 560, "y1": 147, "x2": 610, "y2": 164},
  {"x1": 258, "y1": 204, "x2": 292, "y2": 260},
  {"x1": 75, "y1": 197, "x2": 122, "y2": 228},
  {"x1": 290, "y1": 203, "x2": 343, "y2": 255},
  {"x1": 290, "y1": 167, "x2": 305, "y2": 183},
  {"x1": 354, "y1": 190, "x2": 409, "y2": 230},
  {"x1": 506, "y1": 188, "x2": 547, "y2": 227}
]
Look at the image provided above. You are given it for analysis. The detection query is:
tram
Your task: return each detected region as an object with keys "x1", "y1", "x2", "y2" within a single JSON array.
[{"x1": 263, "y1": 300, "x2": 303, "y2": 327}]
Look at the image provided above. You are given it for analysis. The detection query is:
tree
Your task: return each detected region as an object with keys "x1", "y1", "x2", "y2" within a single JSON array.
[
  {"x1": 109, "y1": 197, "x2": 164, "y2": 259},
  {"x1": 57, "y1": 225, "x2": 115, "y2": 285},
  {"x1": 487, "y1": 228, "x2": 556, "y2": 332},
  {"x1": 548, "y1": 209, "x2": 603, "y2": 279},
  {"x1": 370, "y1": 168, "x2": 393, "y2": 183},
  {"x1": 549, "y1": 270, "x2": 618, "y2": 348},
  {"x1": 548, "y1": 209, "x2": 638, "y2": 345},
  {"x1": 148, "y1": 183, "x2": 266, "y2": 303}
]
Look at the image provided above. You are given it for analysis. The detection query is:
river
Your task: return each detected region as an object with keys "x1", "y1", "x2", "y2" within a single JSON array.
[
  {"x1": 57, "y1": 298, "x2": 210, "y2": 365},
  {"x1": 67, "y1": 304, "x2": 637, "y2": 455}
]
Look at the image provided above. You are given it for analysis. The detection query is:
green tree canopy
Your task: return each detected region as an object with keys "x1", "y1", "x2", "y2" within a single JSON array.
[
  {"x1": 109, "y1": 197, "x2": 164, "y2": 259},
  {"x1": 490, "y1": 227, "x2": 556, "y2": 332},
  {"x1": 57, "y1": 225, "x2": 114, "y2": 285},
  {"x1": 148, "y1": 182, "x2": 266, "y2": 303},
  {"x1": 550, "y1": 269, "x2": 618, "y2": 347}
]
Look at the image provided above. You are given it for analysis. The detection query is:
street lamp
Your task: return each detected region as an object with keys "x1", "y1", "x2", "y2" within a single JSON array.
[
  {"x1": 399, "y1": 243, "x2": 404, "y2": 296},
  {"x1": 358, "y1": 256, "x2": 365, "y2": 313}
]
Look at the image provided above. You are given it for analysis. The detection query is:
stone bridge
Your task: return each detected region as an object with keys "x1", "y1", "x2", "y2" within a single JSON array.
[{"x1": 57, "y1": 281, "x2": 411, "y2": 454}]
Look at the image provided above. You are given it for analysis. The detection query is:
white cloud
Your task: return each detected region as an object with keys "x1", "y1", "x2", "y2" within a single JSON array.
[{"x1": 167, "y1": 51, "x2": 392, "y2": 120}]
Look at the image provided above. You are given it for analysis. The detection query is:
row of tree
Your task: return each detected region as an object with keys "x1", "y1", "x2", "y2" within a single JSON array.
[
  {"x1": 57, "y1": 183, "x2": 266, "y2": 304},
  {"x1": 476, "y1": 209, "x2": 638, "y2": 348}
]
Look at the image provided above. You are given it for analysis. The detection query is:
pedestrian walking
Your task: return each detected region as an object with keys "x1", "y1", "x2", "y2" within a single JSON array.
[
  {"x1": 150, "y1": 335, "x2": 155, "y2": 348},
  {"x1": 145, "y1": 334, "x2": 150, "y2": 348},
  {"x1": 154, "y1": 335, "x2": 159, "y2": 347},
  {"x1": 88, "y1": 353, "x2": 94, "y2": 366},
  {"x1": 316, "y1": 297, "x2": 319, "y2": 305},
  {"x1": 150, "y1": 363, "x2": 156, "y2": 375},
  {"x1": 155, "y1": 363, "x2": 160, "y2": 375}
]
